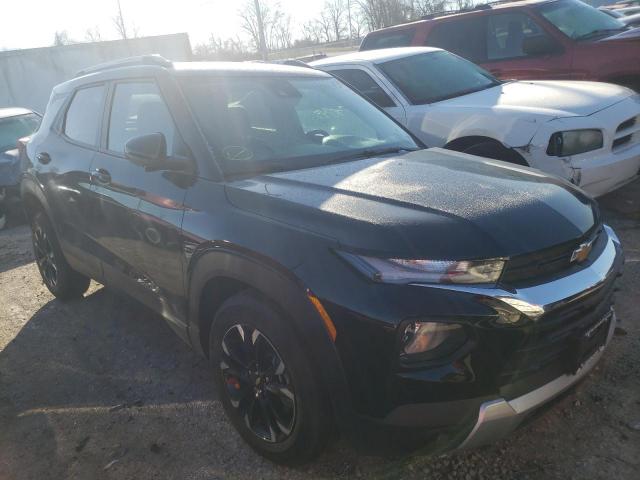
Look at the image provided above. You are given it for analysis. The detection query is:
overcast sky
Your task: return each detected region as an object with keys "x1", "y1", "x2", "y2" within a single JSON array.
[{"x1": 1, "y1": 0, "x2": 323, "y2": 51}]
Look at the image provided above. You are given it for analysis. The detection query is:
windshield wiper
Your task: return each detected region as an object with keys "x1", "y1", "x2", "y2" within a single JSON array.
[
  {"x1": 576, "y1": 28, "x2": 625, "y2": 41},
  {"x1": 338, "y1": 146, "x2": 419, "y2": 161}
]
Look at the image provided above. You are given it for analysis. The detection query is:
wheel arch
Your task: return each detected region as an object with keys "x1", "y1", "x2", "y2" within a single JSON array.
[
  {"x1": 187, "y1": 246, "x2": 355, "y2": 432},
  {"x1": 20, "y1": 177, "x2": 51, "y2": 221},
  {"x1": 444, "y1": 135, "x2": 528, "y2": 166},
  {"x1": 444, "y1": 135, "x2": 506, "y2": 152}
]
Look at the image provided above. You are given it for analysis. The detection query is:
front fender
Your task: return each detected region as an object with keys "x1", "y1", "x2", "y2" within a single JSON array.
[
  {"x1": 448, "y1": 113, "x2": 542, "y2": 148},
  {"x1": 409, "y1": 106, "x2": 544, "y2": 149},
  {"x1": 186, "y1": 246, "x2": 355, "y2": 434}
]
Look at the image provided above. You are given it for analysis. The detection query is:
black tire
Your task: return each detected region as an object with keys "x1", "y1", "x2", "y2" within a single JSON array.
[
  {"x1": 459, "y1": 141, "x2": 528, "y2": 166},
  {"x1": 209, "y1": 290, "x2": 331, "y2": 464},
  {"x1": 30, "y1": 211, "x2": 90, "y2": 300}
]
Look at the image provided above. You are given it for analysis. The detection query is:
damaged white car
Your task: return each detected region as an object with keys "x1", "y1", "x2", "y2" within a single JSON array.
[{"x1": 311, "y1": 47, "x2": 640, "y2": 197}]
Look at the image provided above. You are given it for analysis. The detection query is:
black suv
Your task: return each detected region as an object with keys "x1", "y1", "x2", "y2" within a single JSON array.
[{"x1": 22, "y1": 55, "x2": 623, "y2": 463}]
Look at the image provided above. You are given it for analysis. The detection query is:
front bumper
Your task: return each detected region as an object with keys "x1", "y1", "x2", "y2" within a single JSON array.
[
  {"x1": 524, "y1": 96, "x2": 640, "y2": 197},
  {"x1": 570, "y1": 145, "x2": 640, "y2": 197},
  {"x1": 380, "y1": 225, "x2": 623, "y2": 447},
  {"x1": 459, "y1": 309, "x2": 616, "y2": 449}
]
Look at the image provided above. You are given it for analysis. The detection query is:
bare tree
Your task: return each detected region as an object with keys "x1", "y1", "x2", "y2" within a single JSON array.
[
  {"x1": 318, "y1": 11, "x2": 334, "y2": 42},
  {"x1": 357, "y1": 0, "x2": 414, "y2": 30},
  {"x1": 239, "y1": 1, "x2": 290, "y2": 55},
  {"x1": 113, "y1": 0, "x2": 129, "y2": 40},
  {"x1": 85, "y1": 27, "x2": 102, "y2": 43},
  {"x1": 324, "y1": 0, "x2": 347, "y2": 41},
  {"x1": 193, "y1": 35, "x2": 253, "y2": 61},
  {"x1": 273, "y1": 14, "x2": 293, "y2": 50},
  {"x1": 302, "y1": 20, "x2": 324, "y2": 44},
  {"x1": 239, "y1": 0, "x2": 271, "y2": 56},
  {"x1": 349, "y1": 9, "x2": 369, "y2": 39},
  {"x1": 53, "y1": 31, "x2": 72, "y2": 46}
]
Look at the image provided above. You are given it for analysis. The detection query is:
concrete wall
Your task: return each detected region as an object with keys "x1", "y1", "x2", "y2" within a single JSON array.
[{"x1": 0, "y1": 33, "x2": 192, "y2": 113}]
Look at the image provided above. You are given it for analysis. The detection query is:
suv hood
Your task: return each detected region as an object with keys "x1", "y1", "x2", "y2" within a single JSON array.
[
  {"x1": 226, "y1": 148, "x2": 596, "y2": 259},
  {"x1": 441, "y1": 80, "x2": 633, "y2": 118}
]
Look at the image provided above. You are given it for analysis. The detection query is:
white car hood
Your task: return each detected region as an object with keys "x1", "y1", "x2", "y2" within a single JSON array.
[{"x1": 440, "y1": 80, "x2": 634, "y2": 119}]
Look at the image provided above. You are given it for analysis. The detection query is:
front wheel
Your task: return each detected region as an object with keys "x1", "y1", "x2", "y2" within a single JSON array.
[
  {"x1": 209, "y1": 290, "x2": 331, "y2": 464},
  {"x1": 31, "y1": 211, "x2": 90, "y2": 300}
]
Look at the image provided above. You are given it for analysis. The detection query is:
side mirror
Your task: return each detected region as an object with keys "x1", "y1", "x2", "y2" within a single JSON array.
[
  {"x1": 522, "y1": 35, "x2": 561, "y2": 56},
  {"x1": 124, "y1": 133, "x2": 167, "y2": 169}
]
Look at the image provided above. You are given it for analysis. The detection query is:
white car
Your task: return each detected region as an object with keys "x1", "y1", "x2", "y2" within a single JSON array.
[{"x1": 311, "y1": 47, "x2": 640, "y2": 197}]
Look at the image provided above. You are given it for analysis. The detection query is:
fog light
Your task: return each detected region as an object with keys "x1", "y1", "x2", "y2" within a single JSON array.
[{"x1": 400, "y1": 321, "x2": 466, "y2": 359}]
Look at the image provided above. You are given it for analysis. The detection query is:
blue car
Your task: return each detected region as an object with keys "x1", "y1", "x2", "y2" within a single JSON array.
[{"x1": 0, "y1": 108, "x2": 41, "y2": 229}]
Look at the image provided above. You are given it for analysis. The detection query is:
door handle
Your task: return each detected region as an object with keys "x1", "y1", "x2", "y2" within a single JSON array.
[
  {"x1": 91, "y1": 168, "x2": 112, "y2": 185},
  {"x1": 36, "y1": 152, "x2": 51, "y2": 164}
]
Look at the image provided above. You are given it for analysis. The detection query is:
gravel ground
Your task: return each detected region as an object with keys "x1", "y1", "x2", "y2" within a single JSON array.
[{"x1": 1, "y1": 180, "x2": 639, "y2": 480}]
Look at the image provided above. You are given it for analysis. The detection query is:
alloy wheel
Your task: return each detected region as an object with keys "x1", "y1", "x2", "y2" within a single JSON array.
[
  {"x1": 33, "y1": 222, "x2": 58, "y2": 288},
  {"x1": 220, "y1": 324, "x2": 296, "y2": 443}
]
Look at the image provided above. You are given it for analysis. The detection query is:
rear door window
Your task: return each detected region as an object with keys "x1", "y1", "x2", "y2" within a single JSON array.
[
  {"x1": 486, "y1": 12, "x2": 548, "y2": 60},
  {"x1": 426, "y1": 17, "x2": 487, "y2": 62},
  {"x1": 330, "y1": 69, "x2": 396, "y2": 108},
  {"x1": 361, "y1": 29, "x2": 416, "y2": 51},
  {"x1": 64, "y1": 85, "x2": 106, "y2": 146}
]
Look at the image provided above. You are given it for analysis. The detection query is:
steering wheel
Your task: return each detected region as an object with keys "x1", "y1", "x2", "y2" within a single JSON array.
[{"x1": 305, "y1": 129, "x2": 330, "y2": 143}]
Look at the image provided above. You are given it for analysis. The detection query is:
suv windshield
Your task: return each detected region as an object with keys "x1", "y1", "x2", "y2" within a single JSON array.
[
  {"x1": 537, "y1": 0, "x2": 625, "y2": 40},
  {"x1": 378, "y1": 51, "x2": 500, "y2": 105},
  {"x1": 0, "y1": 113, "x2": 40, "y2": 152},
  {"x1": 180, "y1": 75, "x2": 418, "y2": 176}
]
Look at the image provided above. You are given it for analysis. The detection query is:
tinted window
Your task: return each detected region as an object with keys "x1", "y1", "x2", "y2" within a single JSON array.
[
  {"x1": 331, "y1": 69, "x2": 396, "y2": 108},
  {"x1": 0, "y1": 114, "x2": 40, "y2": 152},
  {"x1": 486, "y1": 12, "x2": 548, "y2": 60},
  {"x1": 537, "y1": 0, "x2": 624, "y2": 40},
  {"x1": 64, "y1": 86, "x2": 106, "y2": 146},
  {"x1": 180, "y1": 76, "x2": 418, "y2": 176},
  {"x1": 427, "y1": 18, "x2": 487, "y2": 62},
  {"x1": 108, "y1": 82, "x2": 184, "y2": 156},
  {"x1": 361, "y1": 29, "x2": 415, "y2": 51},
  {"x1": 379, "y1": 51, "x2": 499, "y2": 104}
]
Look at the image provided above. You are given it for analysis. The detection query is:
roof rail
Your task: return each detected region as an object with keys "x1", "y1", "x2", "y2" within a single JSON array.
[
  {"x1": 75, "y1": 54, "x2": 173, "y2": 77},
  {"x1": 420, "y1": 0, "x2": 519, "y2": 20}
]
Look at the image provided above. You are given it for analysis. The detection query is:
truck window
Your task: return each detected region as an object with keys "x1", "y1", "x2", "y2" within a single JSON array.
[
  {"x1": 331, "y1": 69, "x2": 396, "y2": 108},
  {"x1": 426, "y1": 18, "x2": 487, "y2": 63},
  {"x1": 486, "y1": 12, "x2": 548, "y2": 60},
  {"x1": 361, "y1": 28, "x2": 416, "y2": 51}
]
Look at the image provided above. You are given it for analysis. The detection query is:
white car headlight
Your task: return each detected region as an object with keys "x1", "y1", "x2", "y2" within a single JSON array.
[
  {"x1": 547, "y1": 129, "x2": 603, "y2": 157},
  {"x1": 338, "y1": 252, "x2": 505, "y2": 285}
]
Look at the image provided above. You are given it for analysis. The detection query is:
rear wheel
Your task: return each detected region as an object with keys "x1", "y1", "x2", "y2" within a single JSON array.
[
  {"x1": 455, "y1": 141, "x2": 528, "y2": 166},
  {"x1": 0, "y1": 188, "x2": 6, "y2": 231},
  {"x1": 31, "y1": 211, "x2": 90, "y2": 300},
  {"x1": 209, "y1": 290, "x2": 331, "y2": 464}
]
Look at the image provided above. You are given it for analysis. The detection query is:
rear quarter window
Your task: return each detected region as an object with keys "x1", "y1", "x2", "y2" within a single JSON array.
[
  {"x1": 63, "y1": 85, "x2": 106, "y2": 147},
  {"x1": 361, "y1": 28, "x2": 416, "y2": 51}
]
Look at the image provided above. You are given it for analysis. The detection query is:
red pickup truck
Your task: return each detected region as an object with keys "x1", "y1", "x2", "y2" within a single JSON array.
[{"x1": 360, "y1": 0, "x2": 640, "y2": 90}]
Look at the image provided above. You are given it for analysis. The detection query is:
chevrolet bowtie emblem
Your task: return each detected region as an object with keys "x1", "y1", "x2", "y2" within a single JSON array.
[{"x1": 571, "y1": 239, "x2": 594, "y2": 263}]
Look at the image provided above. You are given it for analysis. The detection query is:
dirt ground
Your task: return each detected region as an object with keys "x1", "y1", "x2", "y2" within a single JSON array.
[{"x1": 1, "y1": 180, "x2": 639, "y2": 480}]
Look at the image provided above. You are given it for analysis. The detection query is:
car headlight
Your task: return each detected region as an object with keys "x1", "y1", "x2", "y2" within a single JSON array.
[
  {"x1": 547, "y1": 129, "x2": 603, "y2": 157},
  {"x1": 400, "y1": 321, "x2": 467, "y2": 360},
  {"x1": 337, "y1": 252, "x2": 505, "y2": 285}
]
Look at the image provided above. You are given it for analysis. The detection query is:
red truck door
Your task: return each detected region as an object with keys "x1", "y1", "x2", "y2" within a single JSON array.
[{"x1": 479, "y1": 11, "x2": 575, "y2": 80}]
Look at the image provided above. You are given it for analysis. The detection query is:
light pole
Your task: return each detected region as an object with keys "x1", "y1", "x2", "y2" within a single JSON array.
[
  {"x1": 347, "y1": 0, "x2": 353, "y2": 44},
  {"x1": 253, "y1": 0, "x2": 268, "y2": 60}
]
